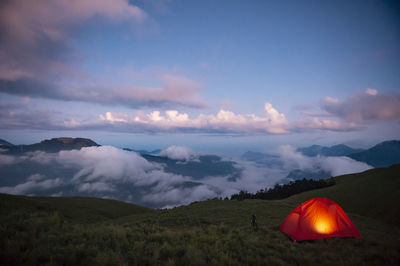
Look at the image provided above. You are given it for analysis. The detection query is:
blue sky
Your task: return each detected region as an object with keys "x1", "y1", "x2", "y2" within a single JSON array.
[{"x1": 0, "y1": 0, "x2": 399, "y2": 152}]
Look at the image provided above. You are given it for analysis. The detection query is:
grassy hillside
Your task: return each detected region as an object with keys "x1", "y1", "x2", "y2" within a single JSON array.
[
  {"x1": 0, "y1": 194, "x2": 153, "y2": 223},
  {"x1": 285, "y1": 164, "x2": 400, "y2": 226},
  {"x1": 1, "y1": 165, "x2": 399, "y2": 265}
]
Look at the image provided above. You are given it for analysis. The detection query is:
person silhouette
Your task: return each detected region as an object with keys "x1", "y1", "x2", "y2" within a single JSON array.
[{"x1": 251, "y1": 214, "x2": 258, "y2": 230}]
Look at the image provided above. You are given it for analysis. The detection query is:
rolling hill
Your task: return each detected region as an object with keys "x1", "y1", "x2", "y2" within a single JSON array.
[{"x1": 0, "y1": 165, "x2": 399, "y2": 265}]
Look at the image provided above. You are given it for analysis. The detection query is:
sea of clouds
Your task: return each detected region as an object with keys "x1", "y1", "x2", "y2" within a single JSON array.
[{"x1": 0, "y1": 145, "x2": 372, "y2": 208}]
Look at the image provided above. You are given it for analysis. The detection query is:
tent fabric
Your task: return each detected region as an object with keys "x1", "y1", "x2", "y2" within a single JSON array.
[{"x1": 280, "y1": 198, "x2": 362, "y2": 241}]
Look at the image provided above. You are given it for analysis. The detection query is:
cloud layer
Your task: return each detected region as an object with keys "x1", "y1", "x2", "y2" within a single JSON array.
[
  {"x1": 98, "y1": 102, "x2": 289, "y2": 134},
  {"x1": 1, "y1": 88, "x2": 399, "y2": 134},
  {"x1": 0, "y1": 144, "x2": 373, "y2": 208},
  {"x1": 0, "y1": 1, "x2": 205, "y2": 108},
  {"x1": 277, "y1": 145, "x2": 372, "y2": 177},
  {"x1": 0, "y1": 0, "x2": 146, "y2": 81},
  {"x1": 322, "y1": 89, "x2": 400, "y2": 123}
]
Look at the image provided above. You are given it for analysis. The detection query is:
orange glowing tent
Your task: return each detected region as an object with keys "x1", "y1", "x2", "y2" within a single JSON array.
[{"x1": 280, "y1": 198, "x2": 362, "y2": 241}]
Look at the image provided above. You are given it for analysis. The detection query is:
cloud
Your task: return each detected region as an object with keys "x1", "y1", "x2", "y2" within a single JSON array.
[
  {"x1": 1, "y1": 144, "x2": 284, "y2": 207},
  {"x1": 0, "y1": 100, "x2": 65, "y2": 130},
  {"x1": 0, "y1": 1, "x2": 205, "y2": 109},
  {"x1": 322, "y1": 89, "x2": 400, "y2": 123},
  {"x1": 78, "y1": 182, "x2": 114, "y2": 192},
  {"x1": 159, "y1": 146, "x2": 193, "y2": 161},
  {"x1": 0, "y1": 144, "x2": 375, "y2": 207},
  {"x1": 141, "y1": 184, "x2": 217, "y2": 208},
  {"x1": 276, "y1": 145, "x2": 372, "y2": 177},
  {"x1": 0, "y1": 0, "x2": 146, "y2": 81},
  {"x1": 99, "y1": 102, "x2": 289, "y2": 134},
  {"x1": 56, "y1": 146, "x2": 157, "y2": 184},
  {"x1": 0, "y1": 174, "x2": 62, "y2": 195},
  {"x1": 0, "y1": 154, "x2": 18, "y2": 166},
  {"x1": 293, "y1": 117, "x2": 360, "y2": 132},
  {"x1": 291, "y1": 89, "x2": 400, "y2": 132}
]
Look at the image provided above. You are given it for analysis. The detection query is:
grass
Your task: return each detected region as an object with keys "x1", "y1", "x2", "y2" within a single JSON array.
[
  {"x1": 1, "y1": 165, "x2": 400, "y2": 265},
  {"x1": 285, "y1": 164, "x2": 400, "y2": 226}
]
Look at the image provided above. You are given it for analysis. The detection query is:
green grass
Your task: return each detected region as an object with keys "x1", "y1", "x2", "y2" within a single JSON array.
[
  {"x1": 285, "y1": 164, "x2": 400, "y2": 226},
  {"x1": 1, "y1": 165, "x2": 400, "y2": 265},
  {"x1": 0, "y1": 194, "x2": 153, "y2": 223}
]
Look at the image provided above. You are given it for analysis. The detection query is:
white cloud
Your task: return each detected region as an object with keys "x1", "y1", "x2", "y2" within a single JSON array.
[
  {"x1": 0, "y1": 175, "x2": 62, "y2": 195},
  {"x1": 294, "y1": 117, "x2": 360, "y2": 132},
  {"x1": 324, "y1": 96, "x2": 340, "y2": 105},
  {"x1": 365, "y1": 88, "x2": 378, "y2": 96},
  {"x1": 0, "y1": 154, "x2": 18, "y2": 166},
  {"x1": 276, "y1": 145, "x2": 372, "y2": 177},
  {"x1": 0, "y1": 144, "x2": 374, "y2": 208},
  {"x1": 99, "y1": 102, "x2": 289, "y2": 134},
  {"x1": 159, "y1": 146, "x2": 193, "y2": 161},
  {"x1": 78, "y1": 182, "x2": 114, "y2": 192},
  {"x1": 57, "y1": 146, "x2": 157, "y2": 184},
  {"x1": 142, "y1": 184, "x2": 217, "y2": 208}
]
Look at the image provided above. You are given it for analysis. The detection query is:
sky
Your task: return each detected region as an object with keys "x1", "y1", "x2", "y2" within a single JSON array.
[{"x1": 0, "y1": 0, "x2": 399, "y2": 153}]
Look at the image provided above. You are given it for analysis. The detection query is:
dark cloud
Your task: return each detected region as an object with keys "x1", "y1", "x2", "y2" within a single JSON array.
[
  {"x1": 322, "y1": 90, "x2": 400, "y2": 123},
  {"x1": 0, "y1": 0, "x2": 205, "y2": 109}
]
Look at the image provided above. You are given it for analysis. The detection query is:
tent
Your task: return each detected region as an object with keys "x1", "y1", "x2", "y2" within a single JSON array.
[{"x1": 280, "y1": 198, "x2": 362, "y2": 241}]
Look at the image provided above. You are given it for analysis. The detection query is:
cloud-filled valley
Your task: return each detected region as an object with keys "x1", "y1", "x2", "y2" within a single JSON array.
[{"x1": 0, "y1": 143, "x2": 372, "y2": 208}]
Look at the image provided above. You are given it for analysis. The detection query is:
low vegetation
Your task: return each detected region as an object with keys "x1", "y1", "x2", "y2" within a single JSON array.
[
  {"x1": 1, "y1": 165, "x2": 399, "y2": 265},
  {"x1": 230, "y1": 178, "x2": 336, "y2": 201}
]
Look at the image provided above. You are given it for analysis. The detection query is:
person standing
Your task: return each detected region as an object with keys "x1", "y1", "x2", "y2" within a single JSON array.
[{"x1": 251, "y1": 214, "x2": 258, "y2": 230}]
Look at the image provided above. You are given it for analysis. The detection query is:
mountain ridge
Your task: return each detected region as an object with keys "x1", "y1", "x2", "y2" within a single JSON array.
[
  {"x1": 347, "y1": 140, "x2": 400, "y2": 167},
  {"x1": 1, "y1": 137, "x2": 99, "y2": 154},
  {"x1": 297, "y1": 144, "x2": 364, "y2": 157}
]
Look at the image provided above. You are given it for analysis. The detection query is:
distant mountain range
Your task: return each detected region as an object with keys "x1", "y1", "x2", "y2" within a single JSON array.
[
  {"x1": 123, "y1": 148, "x2": 162, "y2": 155},
  {"x1": 1, "y1": 137, "x2": 399, "y2": 207},
  {"x1": 240, "y1": 140, "x2": 400, "y2": 181},
  {"x1": 0, "y1": 139, "x2": 14, "y2": 147},
  {"x1": 297, "y1": 144, "x2": 364, "y2": 157},
  {"x1": 0, "y1": 137, "x2": 242, "y2": 208},
  {"x1": 0, "y1": 137, "x2": 99, "y2": 154},
  {"x1": 297, "y1": 140, "x2": 400, "y2": 168},
  {"x1": 347, "y1": 140, "x2": 400, "y2": 168},
  {"x1": 240, "y1": 151, "x2": 283, "y2": 168}
]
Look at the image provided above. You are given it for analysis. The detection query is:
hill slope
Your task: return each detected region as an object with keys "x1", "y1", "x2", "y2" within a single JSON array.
[
  {"x1": 285, "y1": 164, "x2": 400, "y2": 226},
  {"x1": 0, "y1": 139, "x2": 13, "y2": 146},
  {"x1": 348, "y1": 140, "x2": 400, "y2": 167},
  {"x1": 0, "y1": 165, "x2": 399, "y2": 265},
  {"x1": 0, "y1": 194, "x2": 153, "y2": 223}
]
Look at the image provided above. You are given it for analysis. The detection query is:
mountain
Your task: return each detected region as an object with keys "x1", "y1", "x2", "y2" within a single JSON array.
[
  {"x1": 2, "y1": 137, "x2": 99, "y2": 154},
  {"x1": 0, "y1": 139, "x2": 14, "y2": 146},
  {"x1": 347, "y1": 140, "x2": 400, "y2": 168},
  {"x1": 123, "y1": 148, "x2": 162, "y2": 155},
  {"x1": 240, "y1": 151, "x2": 283, "y2": 167},
  {"x1": 0, "y1": 139, "x2": 242, "y2": 208},
  {"x1": 0, "y1": 165, "x2": 399, "y2": 265},
  {"x1": 297, "y1": 144, "x2": 363, "y2": 157},
  {"x1": 285, "y1": 168, "x2": 331, "y2": 181},
  {"x1": 142, "y1": 154, "x2": 242, "y2": 180}
]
